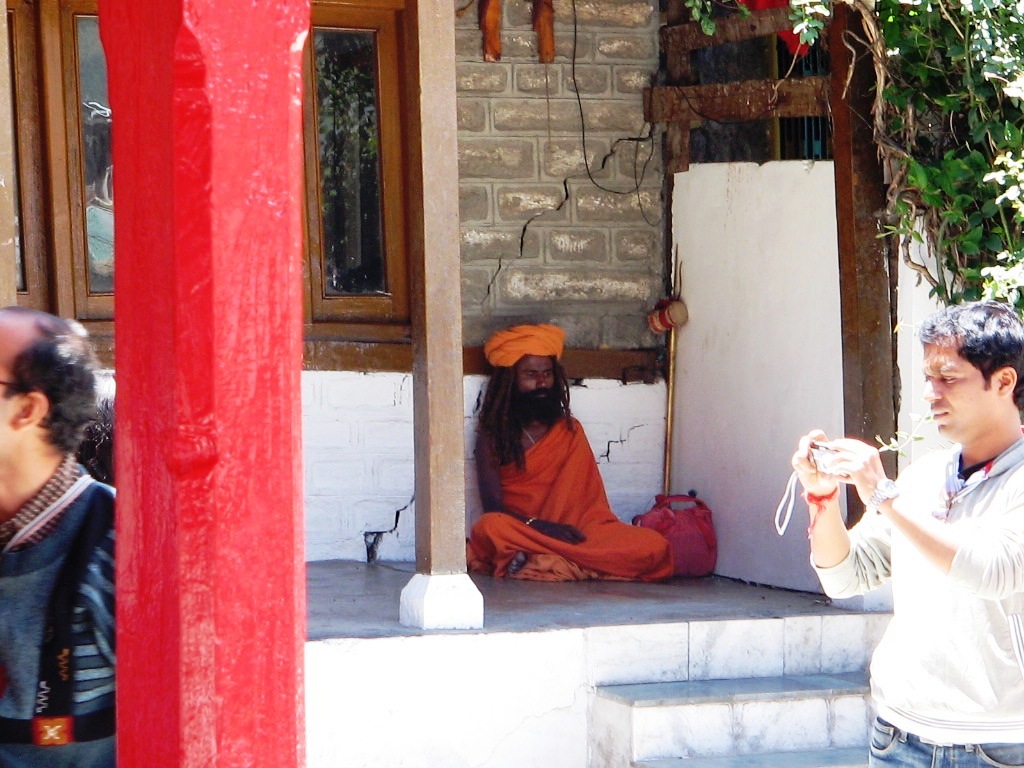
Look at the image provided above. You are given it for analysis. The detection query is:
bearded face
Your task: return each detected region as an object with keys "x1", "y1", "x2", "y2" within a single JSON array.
[{"x1": 511, "y1": 385, "x2": 563, "y2": 425}]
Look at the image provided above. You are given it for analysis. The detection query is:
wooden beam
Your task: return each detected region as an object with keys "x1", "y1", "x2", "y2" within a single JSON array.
[
  {"x1": 462, "y1": 346, "x2": 662, "y2": 381},
  {"x1": 664, "y1": 122, "x2": 690, "y2": 174},
  {"x1": 0, "y1": 8, "x2": 15, "y2": 306},
  {"x1": 830, "y1": 4, "x2": 897, "y2": 525},
  {"x1": 407, "y1": 0, "x2": 469, "y2": 577},
  {"x1": 646, "y1": 76, "x2": 829, "y2": 124},
  {"x1": 86, "y1": 328, "x2": 663, "y2": 379},
  {"x1": 661, "y1": 6, "x2": 792, "y2": 54}
]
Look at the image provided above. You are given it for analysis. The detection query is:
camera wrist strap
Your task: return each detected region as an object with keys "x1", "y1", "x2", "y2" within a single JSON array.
[{"x1": 774, "y1": 471, "x2": 799, "y2": 536}]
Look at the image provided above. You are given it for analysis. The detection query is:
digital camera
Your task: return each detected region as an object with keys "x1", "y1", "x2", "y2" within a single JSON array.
[{"x1": 809, "y1": 441, "x2": 841, "y2": 475}]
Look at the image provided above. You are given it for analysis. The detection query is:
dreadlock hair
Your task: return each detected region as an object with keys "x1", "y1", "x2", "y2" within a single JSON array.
[{"x1": 477, "y1": 356, "x2": 573, "y2": 470}]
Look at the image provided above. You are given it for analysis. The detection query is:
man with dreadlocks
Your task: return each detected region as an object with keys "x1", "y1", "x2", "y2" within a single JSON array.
[{"x1": 467, "y1": 324, "x2": 673, "y2": 581}]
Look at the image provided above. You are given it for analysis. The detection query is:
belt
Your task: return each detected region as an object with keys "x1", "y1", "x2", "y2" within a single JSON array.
[
  {"x1": 0, "y1": 708, "x2": 114, "y2": 745},
  {"x1": 913, "y1": 733, "x2": 962, "y2": 748},
  {"x1": 884, "y1": 719, "x2": 1012, "y2": 751}
]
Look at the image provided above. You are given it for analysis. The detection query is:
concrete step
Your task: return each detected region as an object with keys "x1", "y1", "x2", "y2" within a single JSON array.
[
  {"x1": 585, "y1": 610, "x2": 889, "y2": 687},
  {"x1": 589, "y1": 672, "x2": 871, "y2": 768},
  {"x1": 635, "y1": 747, "x2": 867, "y2": 767}
]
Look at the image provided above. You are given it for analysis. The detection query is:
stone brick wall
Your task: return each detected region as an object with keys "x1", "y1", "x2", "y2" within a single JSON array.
[
  {"x1": 455, "y1": 0, "x2": 667, "y2": 349},
  {"x1": 303, "y1": 370, "x2": 667, "y2": 561}
]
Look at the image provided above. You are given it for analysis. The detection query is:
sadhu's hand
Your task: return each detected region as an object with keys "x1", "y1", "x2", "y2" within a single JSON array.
[{"x1": 529, "y1": 519, "x2": 586, "y2": 544}]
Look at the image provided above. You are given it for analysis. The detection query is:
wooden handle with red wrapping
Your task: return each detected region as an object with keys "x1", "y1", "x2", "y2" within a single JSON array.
[
  {"x1": 479, "y1": 0, "x2": 503, "y2": 61},
  {"x1": 532, "y1": 0, "x2": 555, "y2": 63}
]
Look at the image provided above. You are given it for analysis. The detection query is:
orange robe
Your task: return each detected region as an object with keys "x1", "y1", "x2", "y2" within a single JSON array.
[{"x1": 468, "y1": 419, "x2": 673, "y2": 582}]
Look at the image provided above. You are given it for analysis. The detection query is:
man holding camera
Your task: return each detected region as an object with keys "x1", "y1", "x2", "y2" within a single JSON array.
[{"x1": 793, "y1": 300, "x2": 1024, "y2": 767}]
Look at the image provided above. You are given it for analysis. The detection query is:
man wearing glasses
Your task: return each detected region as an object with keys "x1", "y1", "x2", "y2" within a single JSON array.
[{"x1": 0, "y1": 307, "x2": 114, "y2": 767}]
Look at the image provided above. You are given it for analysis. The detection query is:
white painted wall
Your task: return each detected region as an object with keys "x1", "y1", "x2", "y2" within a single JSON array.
[
  {"x1": 895, "y1": 236, "x2": 948, "y2": 466},
  {"x1": 302, "y1": 371, "x2": 668, "y2": 562},
  {"x1": 669, "y1": 161, "x2": 845, "y2": 593},
  {"x1": 305, "y1": 606, "x2": 888, "y2": 768},
  {"x1": 306, "y1": 632, "x2": 589, "y2": 768}
]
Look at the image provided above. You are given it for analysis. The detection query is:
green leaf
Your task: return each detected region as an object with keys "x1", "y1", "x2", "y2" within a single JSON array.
[
  {"x1": 907, "y1": 161, "x2": 930, "y2": 190},
  {"x1": 987, "y1": 234, "x2": 1007, "y2": 251}
]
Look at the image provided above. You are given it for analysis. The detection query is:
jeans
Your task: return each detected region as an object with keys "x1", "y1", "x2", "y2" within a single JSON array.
[{"x1": 870, "y1": 717, "x2": 1024, "y2": 767}]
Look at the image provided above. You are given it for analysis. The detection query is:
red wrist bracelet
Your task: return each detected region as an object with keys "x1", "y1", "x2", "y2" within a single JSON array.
[
  {"x1": 803, "y1": 486, "x2": 839, "y2": 539},
  {"x1": 803, "y1": 487, "x2": 839, "y2": 506}
]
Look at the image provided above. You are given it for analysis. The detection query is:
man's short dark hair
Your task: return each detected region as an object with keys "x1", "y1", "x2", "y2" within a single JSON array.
[
  {"x1": 919, "y1": 300, "x2": 1024, "y2": 407},
  {"x1": 1, "y1": 308, "x2": 98, "y2": 454}
]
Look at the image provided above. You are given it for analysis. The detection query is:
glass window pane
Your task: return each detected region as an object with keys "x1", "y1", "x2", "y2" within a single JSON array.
[
  {"x1": 7, "y1": 15, "x2": 24, "y2": 292},
  {"x1": 77, "y1": 16, "x2": 113, "y2": 295},
  {"x1": 313, "y1": 28, "x2": 386, "y2": 297}
]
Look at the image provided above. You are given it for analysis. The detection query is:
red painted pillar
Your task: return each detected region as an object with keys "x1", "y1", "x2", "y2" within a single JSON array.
[{"x1": 100, "y1": 1, "x2": 309, "y2": 766}]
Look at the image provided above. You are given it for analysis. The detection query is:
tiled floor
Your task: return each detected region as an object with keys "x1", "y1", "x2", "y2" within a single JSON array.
[{"x1": 307, "y1": 560, "x2": 845, "y2": 640}]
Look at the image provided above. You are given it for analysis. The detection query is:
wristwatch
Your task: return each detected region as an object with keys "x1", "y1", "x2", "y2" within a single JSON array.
[{"x1": 868, "y1": 478, "x2": 899, "y2": 509}]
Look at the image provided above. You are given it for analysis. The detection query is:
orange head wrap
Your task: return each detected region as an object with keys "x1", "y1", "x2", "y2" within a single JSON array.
[{"x1": 484, "y1": 324, "x2": 565, "y2": 368}]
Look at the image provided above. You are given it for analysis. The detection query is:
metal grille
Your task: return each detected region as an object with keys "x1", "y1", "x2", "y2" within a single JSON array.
[{"x1": 778, "y1": 41, "x2": 833, "y2": 160}]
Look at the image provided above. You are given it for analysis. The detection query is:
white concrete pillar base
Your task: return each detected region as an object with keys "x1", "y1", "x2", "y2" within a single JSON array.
[{"x1": 399, "y1": 573, "x2": 484, "y2": 629}]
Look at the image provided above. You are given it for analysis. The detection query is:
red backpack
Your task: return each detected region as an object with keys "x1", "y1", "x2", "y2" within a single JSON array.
[{"x1": 632, "y1": 493, "x2": 717, "y2": 577}]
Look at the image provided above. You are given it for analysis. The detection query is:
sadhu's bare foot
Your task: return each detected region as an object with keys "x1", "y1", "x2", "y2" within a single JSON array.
[{"x1": 507, "y1": 551, "x2": 528, "y2": 575}]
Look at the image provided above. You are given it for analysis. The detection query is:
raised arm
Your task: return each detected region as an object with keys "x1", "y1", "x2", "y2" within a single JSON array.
[
  {"x1": 794, "y1": 430, "x2": 960, "y2": 573},
  {"x1": 792, "y1": 430, "x2": 851, "y2": 568}
]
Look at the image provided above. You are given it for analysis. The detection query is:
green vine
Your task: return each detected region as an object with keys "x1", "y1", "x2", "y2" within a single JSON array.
[
  {"x1": 684, "y1": 0, "x2": 1024, "y2": 308},
  {"x1": 683, "y1": 0, "x2": 750, "y2": 35}
]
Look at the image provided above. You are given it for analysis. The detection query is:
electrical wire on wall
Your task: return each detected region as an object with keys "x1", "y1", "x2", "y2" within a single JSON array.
[
  {"x1": 567, "y1": 0, "x2": 659, "y2": 224},
  {"x1": 480, "y1": 0, "x2": 663, "y2": 305}
]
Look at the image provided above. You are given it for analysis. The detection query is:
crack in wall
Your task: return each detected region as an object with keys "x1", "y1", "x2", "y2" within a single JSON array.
[
  {"x1": 363, "y1": 494, "x2": 414, "y2": 562},
  {"x1": 395, "y1": 374, "x2": 412, "y2": 407},
  {"x1": 597, "y1": 423, "x2": 646, "y2": 463},
  {"x1": 477, "y1": 675, "x2": 589, "y2": 766},
  {"x1": 479, "y1": 126, "x2": 659, "y2": 310},
  {"x1": 480, "y1": 176, "x2": 571, "y2": 306}
]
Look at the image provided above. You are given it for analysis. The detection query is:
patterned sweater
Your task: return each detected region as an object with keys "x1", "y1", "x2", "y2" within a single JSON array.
[{"x1": 0, "y1": 477, "x2": 115, "y2": 767}]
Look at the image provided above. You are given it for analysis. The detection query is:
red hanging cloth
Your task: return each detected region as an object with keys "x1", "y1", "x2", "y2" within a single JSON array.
[{"x1": 737, "y1": 0, "x2": 808, "y2": 57}]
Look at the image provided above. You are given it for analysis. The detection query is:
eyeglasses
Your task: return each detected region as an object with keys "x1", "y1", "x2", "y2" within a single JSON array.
[{"x1": 0, "y1": 380, "x2": 23, "y2": 393}]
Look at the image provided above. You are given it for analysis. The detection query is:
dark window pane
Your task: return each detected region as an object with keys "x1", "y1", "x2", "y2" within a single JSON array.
[
  {"x1": 313, "y1": 28, "x2": 386, "y2": 297},
  {"x1": 77, "y1": 15, "x2": 113, "y2": 295}
]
